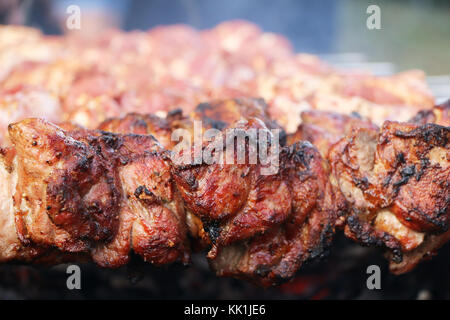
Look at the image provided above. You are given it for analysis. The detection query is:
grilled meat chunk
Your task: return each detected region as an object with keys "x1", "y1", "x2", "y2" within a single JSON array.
[
  {"x1": 307, "y1": 71, "x2": 434, "y2": 128},
  {"x1": 0, "y1": 146, "x2": 39, "y2": 262},
  {"x1": 88, "y1": 133, "x2": 189, "y2": 267},
  {"x1": 409, "y1": 100, "x2": 450, "y2": 127},
  {"x1": 8, "y1": 119, "x2": 120, "y2": 252},
  {"x1": 288, "y1": 110, "x2": 378, "y2": 158},
  {"x1": 172, "y1": 117, "x2": 343, "y2": 285},
  {"x1": 169, "y1": 98, "x2": 287, "y2": 245},
  {"x1": 189, "y1": 98, "x2": 283, "y2": 132},
  {"x1": 170, "y1": 98, "x2": 285, "y2": 140},
  {"x1": 0, "y1": 146, "x2": 90, "y2": 264},
  {"x1": 98, "y1": 113, "x2": 173, "y2": 149},
  {"x1": 328, "y1": 121, "x2": 449, "y2": 273},
  {"x1": 1, "y1": 118, "x2": 189, "y2": 267}
]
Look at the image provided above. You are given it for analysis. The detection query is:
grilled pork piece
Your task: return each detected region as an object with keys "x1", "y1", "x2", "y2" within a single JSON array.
[
  {"x1": 168, "y1": 98, "x2": 285, "y2": 138},
  {"x1": 287, "y1": 110, "x2": 378, "y2": 158},
  {"x1": 98, "y1": 113, "x2": 174, "y2": 149},
  {"x1": 99, "y1": 98, "x2": 287, "y2": 250},
  {"x1": 9, "y1": 119, "x2": 120, "y2": 252},
  {"x1": 172, "y1": 116, "x2": 344, "y2": 286},
  {"x1": 409, "y1": 100, "x2": 450, "y2": 127},
  {"x1": 328, "y1": 121, "x2": 449, "y2": 274},
  {"x1": 0, "y1": 118, "x2": 189, "y2": 267}
]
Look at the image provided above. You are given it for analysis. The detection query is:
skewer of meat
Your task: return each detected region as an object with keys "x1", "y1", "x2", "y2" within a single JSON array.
[{"x1": 0, "y1": 98, "x2": 448, "y2": 287}]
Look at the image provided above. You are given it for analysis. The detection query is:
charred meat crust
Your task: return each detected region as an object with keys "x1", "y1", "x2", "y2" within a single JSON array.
[
  {"x1": 172, "y1": 115, "x2": 343, "y2": 286},
  {"x1": 329, "y1": 120, "x2": 449, "y2": 272},
  {"x1": 408, "y1": 100, "x2": 450, "y2": 127},
  {"x1": 9, "y1": 119, "x2": 121, "y2": 252},
  {"x1": 4, "y1": 119, "x2": 189, "y2": 267}
]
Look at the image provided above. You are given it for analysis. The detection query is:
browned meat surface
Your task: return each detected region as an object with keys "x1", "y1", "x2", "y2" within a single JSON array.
[
  {"x1": 9, "y1": 119, "x2": 120, "y2": 252},
  {"x1": 0, "y1": 89, "x2": 448, "y2": 284},
  {"x1": 88, "y1": 132, "x2": 189, "y2": 267},
  {"x1": 170, "y1": 98, "x2": 285, "y2": 138},
  {"x1": 0, "y1": 24, "x2": 443, "y2": 284},
  {"x1": 171, "y1": 98, "x2": 288, "y2": 249},
  {"x1": 98, "y1": 113, "x2": 173, "y2": 149},
  {"x1": 98, "y1": 98, "x2": 286, "y2": 249},
  {"x1": 306, "y1": 71, "x2": 434, "y2": 128},
  {"x1": 336, "y1": 71, "x2": 433, "y2": 110},
  {"x1": 0, "y1": 118, "x2": 189, "y2": 267},
  {"x1": 288, "y1": 110, "x2": 378, "y2": 158},
  {"x1": 189, "y1": 98, "x2": 283, "y2": 132},
  {"x1": 172, "y1": 117, "x2": 344, "y2": 286},
  {"x1": 328, "y1": 121, "x2": 449, "y2": 274},
  {"x1": 409, "y1": 100, "x2": 450, "y2": 127}
]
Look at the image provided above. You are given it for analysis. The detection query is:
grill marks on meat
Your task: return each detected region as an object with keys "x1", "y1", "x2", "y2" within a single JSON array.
[
  {"x1": 172, "y1": 116, "x2": 344, "y2": 286},
  {"x1": 0, "y1": 119, "x2": 189, "y2": 267},
  {"x1": 328, "y1": 121, "x2": 449, "y2": 273}
]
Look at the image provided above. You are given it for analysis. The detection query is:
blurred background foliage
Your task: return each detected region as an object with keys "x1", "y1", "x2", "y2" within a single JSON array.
[{"x1": 338, "y1": 0, "x2": 450, "y2": 74}]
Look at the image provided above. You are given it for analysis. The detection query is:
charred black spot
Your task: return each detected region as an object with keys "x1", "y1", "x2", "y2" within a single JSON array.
[
  {"x1": 240, "y1": 167, "x2": 250, "y2": 178},
  {"x1": 102, "y1": 133, "x2": 121, "y2": 150},
  {"x1": 167, "y1": 108, "x2": 183, "y2": 118},
  {"x1": 254, "y1": 265, "x2": 271, "y2": 278},
  {"x1": 353, "y1": 176, "x2": 369, "y2": 190},
  {"x1": 347, "y1": 215, "x2": 403, "y2": 262},
  {"x1": 396, "y1": 152, "x2": 405, "y2": 165},
  {"x1": 183, "y1": 172, "x2": 198, "y2": 190},
  {"x1": 203, "y1": 221, "x2": 221, "y2": 244},
  {"x1": 134, "y1": 185, "x2": 154, "y2": 199},
  {"x1": 309, "y1": 223, "x2": 334, "y2": 262},
  {"x1": 134, "y1": 186, "x2": 144, "y2": 198},
  {"x1": 206, "y1": 117, "x2": 228, "y2": 131},
  {"x1": 412, "y1": 207, "x2": 449, "y2": 233},
  {"x1": 287, "y1": 142, "x2": 315, "y2": 169},
  {"x1": 416, "y1": 158, "x2": 429, "y2": 181},
  {"x1": 383, "y1": 175, "x2": 392, "y2": 187},
  {"x1": 391, "y1": 249, "x2": 403, "y2": 263},
  {"x1": 394, "y1": 123, "x2": 449, "y2": 147},
  {"x1": 195, "y1": 102, "x2": 214, "y2": 113},
  {"x1": 408, "y1": 109, "x2": 435, "y2": 125},
  {"x1": 393, "y1": 165, "x2": 416, "y2": 188}
]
